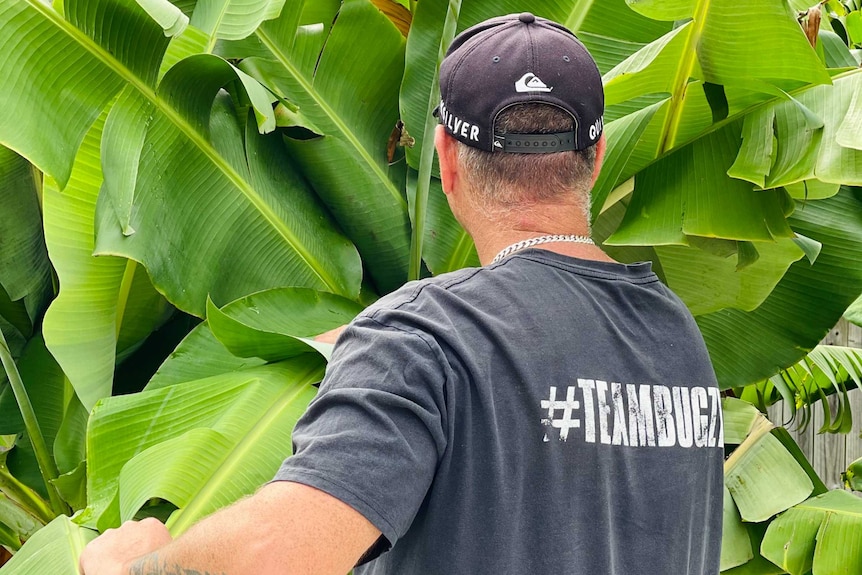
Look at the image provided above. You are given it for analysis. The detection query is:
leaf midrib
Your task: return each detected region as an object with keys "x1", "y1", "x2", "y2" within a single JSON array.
[
  {"x1": 166, "y1": 362, "x2": 323, "y2": 534},
  {"x1": 564, "y1": 0, "x2": 596, "y2": 33},
  {"x1": 657, "y1": 0, "x2": 712, "y2": 154},
  {"x1": 793, "y1": 501, "x2": 862, "y2": 517},
  {"x1": 254, "y1": 27, "x2": 408, "y2": 212},
  {"x1": 27, "y1": 0, "x2": 342, "y2": 295}
]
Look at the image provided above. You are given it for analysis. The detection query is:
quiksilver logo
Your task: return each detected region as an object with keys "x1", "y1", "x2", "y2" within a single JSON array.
[
  {"x1": 437, "y1": 101, "x2": 480, "y2": 142},
  {"x1": 515, "y1": 73, "x2": 552, "y2": 93},
  {"x1": 589, "y1": 116, "x2": 604, "y2": 141}
]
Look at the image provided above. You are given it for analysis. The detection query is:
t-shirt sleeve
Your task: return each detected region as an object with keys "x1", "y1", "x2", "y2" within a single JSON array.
[{"x1": 272, "y1": 313, "x2": 449, "y2": 547}]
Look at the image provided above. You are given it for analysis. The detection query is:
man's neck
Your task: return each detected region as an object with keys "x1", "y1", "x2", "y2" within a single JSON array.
[{"x1": 469, "y1": 203, "x2": 617, "y2": 266}]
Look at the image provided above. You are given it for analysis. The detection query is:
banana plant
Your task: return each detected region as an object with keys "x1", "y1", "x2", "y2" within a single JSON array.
[
  {"x1": 740, "y1": 344, "x2": 862, "y2": 434},
  {"x1": 3, "y1": 0, "x2": 862, "y2": 572},
  {"x1": 719, "y1": 397, "x2": 862, "y2": 574}
]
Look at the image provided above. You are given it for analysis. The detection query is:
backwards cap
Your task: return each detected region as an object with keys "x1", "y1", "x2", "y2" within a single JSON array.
[{"x1": 436, "y1": 13, "x2": 604, "y2": 154}]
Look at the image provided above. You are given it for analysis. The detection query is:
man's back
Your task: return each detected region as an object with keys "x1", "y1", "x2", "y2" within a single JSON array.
[{"x1": 277, "y1": 250, "x2": 723, "y2": 574}]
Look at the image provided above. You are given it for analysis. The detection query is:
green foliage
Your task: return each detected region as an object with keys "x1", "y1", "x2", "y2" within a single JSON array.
[{"x1": 1, "y1": 0, "x2": 862, "y2": 572}]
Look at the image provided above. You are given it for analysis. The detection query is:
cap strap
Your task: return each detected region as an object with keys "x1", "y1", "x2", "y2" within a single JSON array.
[{"x1": 493, "y1": 132, "x2": 577, "y2": 153}]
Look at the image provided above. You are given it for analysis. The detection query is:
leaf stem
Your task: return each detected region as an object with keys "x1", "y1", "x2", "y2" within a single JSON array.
[
  {"x1": 0, "y1": 330, "x2": 68, "y2": 517},
  {"x1": 657, "y1": 0, "x2": 712, "y2": 154},
  {"x1": 0, "y1": 465, "x2": 54, "y2": 525},
  {"x1": 407, "y1": 0, "x2": 462, "y2": 280}
]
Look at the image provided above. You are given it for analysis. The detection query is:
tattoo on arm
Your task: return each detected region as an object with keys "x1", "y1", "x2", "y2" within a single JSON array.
[{"x1": 128, "y1": 553, "x2": 227, "y2": 575}]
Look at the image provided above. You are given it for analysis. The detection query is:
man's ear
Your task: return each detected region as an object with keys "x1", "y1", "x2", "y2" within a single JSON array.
[
  {"x1": 434, "y1": 125, "x2": 459, "y2": 196},
  {"x1": 589, "y1": 134, "x2": 607, "y2": 188}
]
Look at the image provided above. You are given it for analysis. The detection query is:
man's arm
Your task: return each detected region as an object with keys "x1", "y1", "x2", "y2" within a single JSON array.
[{"x1": 79, "y1": 481, "x2": 381, "y2": 575}]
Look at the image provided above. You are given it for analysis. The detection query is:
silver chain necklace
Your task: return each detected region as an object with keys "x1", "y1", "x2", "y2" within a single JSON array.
[{"x1": 491, "y1": 234, "x2": 594, "y2": 264}]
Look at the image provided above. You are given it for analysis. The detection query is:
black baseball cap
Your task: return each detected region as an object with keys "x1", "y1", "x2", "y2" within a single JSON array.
[{"x1": 436, "y1": 13, "x2": 604, "y2": 154}]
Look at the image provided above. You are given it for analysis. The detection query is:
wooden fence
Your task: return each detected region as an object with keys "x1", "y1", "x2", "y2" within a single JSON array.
[{"x1": 766, "y1": 319, "x2": 862, "y2": 489}]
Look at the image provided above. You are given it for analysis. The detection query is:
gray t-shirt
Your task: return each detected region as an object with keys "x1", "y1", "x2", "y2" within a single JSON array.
[{"x1": 274, "y1": 250, "x2": 723, "y2": 574}]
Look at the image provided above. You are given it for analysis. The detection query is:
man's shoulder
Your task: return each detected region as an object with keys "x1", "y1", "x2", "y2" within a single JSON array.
[{"x1": 360, "y1": 265, "x2": 487, "y2": 317}]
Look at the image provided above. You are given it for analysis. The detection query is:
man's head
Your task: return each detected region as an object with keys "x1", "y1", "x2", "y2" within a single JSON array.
[{"x1": 434, "y1": 13, "x2": 605, "y2": 215}]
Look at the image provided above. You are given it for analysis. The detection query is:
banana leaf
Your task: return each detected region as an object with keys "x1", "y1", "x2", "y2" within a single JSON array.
[
  {"x1": 238, "y1": 0, "x2": 412, "y2": 294},
  {"x1": 206, "y1": 287, "x2": 363, "y2": 362},
  {"x1": 146, "y1": 322, "x2": 267, "y2": 391},
  {"x1": 699, "y1": 187, "x2": 862, "y2": 388},
  {"x1": 0, "y1": 515, "x2": 95, "y2": 575},
  {"x1": 723, "y1": 399, "x2": 814, "y2": 524},
  {"x1": 761, "y1": 490, "x2": 862, "y2": 575},
  {"x1": 83, "y1": 356, "x2": 322, "y2": 533},
  {"x1": 42, "y1": 112, "x2": 170, "y2": 411},
  {"x1": 1, "y1": 0, "x2": 363, "y2": 320},
  {"x1": 0, "y1": 336, "x2": 68, "y2": 499},
  {"x1": 0, "y1": 0, "x2": 185, "y2": 188},
  {"x1": 744, "y1": 345, "x2": 862, "y2": 434},
  {"x1": 0, "y1": 147, "x2": 51, "y2": 324},
  {"x1": 720, "y1": 398, "x2": 824, "y2": 574}
]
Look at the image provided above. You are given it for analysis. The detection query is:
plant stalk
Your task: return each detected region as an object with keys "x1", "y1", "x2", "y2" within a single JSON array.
[
  {"x1": 407, "y1": 0, "x2": 462, "y2": 280},
  {"x1": 0, "y1": 466, "x2": 54, "y2": 525},
  {"x1": 0, "y1": 330, "x2": 68, "y2": 517}
]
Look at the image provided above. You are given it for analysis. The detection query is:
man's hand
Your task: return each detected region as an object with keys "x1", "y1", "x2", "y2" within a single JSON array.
[{"x1": 79, "y1": 517, "x2": 172, "y2": 575}]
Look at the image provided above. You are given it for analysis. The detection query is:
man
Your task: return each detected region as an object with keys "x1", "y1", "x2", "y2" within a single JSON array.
[{"x1": 80, "y1": 13, "x2": 723, "y2": 575}]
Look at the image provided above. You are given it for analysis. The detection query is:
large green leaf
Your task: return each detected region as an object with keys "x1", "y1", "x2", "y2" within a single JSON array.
[
  {"x1": 0, "y1": 0, "x2": 185, "y2": 188},
  {"x1": 206, "y1": 287, "x2": 363, "y2": 362},
  {"x1": 721, "y1": 523, "x2": 786, "y2": 575},
  {"x1": 190, "y1": 0, "x2": 285, "y2": 49},
  {"x1": 728, "y1": 70, "x2": 862, "y2": 190},
  {"x1": 607, "y1": 123, "x2": 795, "y2": 246},
  {"x1": 721, "y1": 485, "x2": 753, "y2": 571},
  {"x1": 416, "y1": 174, "x2": 479, "y2": 275},
  {"x1": 594, "y1": 0, "x2": 850, "y2": 266},
  {"x1": 591, "y1": 99, "x2": 667, "y2": 220},
  {"x1": 698, "y1": 187, "x2": 862, "y2": 388},
  {"x1": 0, "y1": 515, "x2": 95, "y2": 575},
  {"x1": 0, "y1": 147, "x2": 51, "y2": 324},
  {"x1": 99, "y1": 58, "x2": 276, "y2": 236},
  {"x1": 746, "y1": 345, "x2": 862, "y2": 435},
  {"x1": 146, "y1": 322, "x2": 267, "y2": 391},
  {"x1": 1, "y1": 0, "x2": 362, "y2": 317},
  {"x1": 719, "y1": 399, "x2": 825, "y2": 574},
  {"x1": 239, "y1": 0, "x2": 411, "y2": 294},
  {"x1": 654, "y1": 238, "x2": 804, "y2": 316},
  {"x1": 94, "y1": 54, "x2": 360, "y2": 315},
  {"x1": 603, "y1": 121, "x2": 805, "y2": 318},
  {"x1": 723, "y1": 404, "x2": 813, "y2": 524},
  {"x1": 722, "y1": 397, "x2": 764, "y2": 445},
  {"x1": 42, "y1": 114, "x2": 169, "y2": 410},
  {"x1": 761, "y1": 490, "x2": 862, "y2": 575},
  {"x1": 83, "y1": 356, "x2": 322, "y2": 533},
  {"x1": 611, "y1": 0, "x2": 830, "y2": 154}
]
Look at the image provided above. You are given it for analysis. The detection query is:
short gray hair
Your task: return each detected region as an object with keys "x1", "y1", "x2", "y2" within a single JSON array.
[{"x1": 456, "y1": 103, "x2": 597, "y2": 212}]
